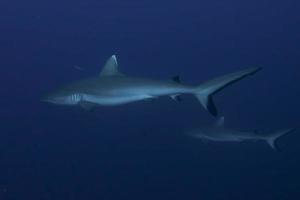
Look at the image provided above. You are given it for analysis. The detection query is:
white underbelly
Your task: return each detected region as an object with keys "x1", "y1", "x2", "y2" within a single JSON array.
[
  {"x1": 204, "y1": 135, "x2": 243, "y2": 142},
  {"x1": 83, "y1": 94, "x2": 154, "y2": 105}
]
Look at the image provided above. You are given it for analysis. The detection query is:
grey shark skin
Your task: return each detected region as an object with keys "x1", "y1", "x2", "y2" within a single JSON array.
[
  {"x1": 42, "y1": 55, "x2": 261, "y2": 116},
  {"x1": 188, "y1": 117, "x2": 295, "y2": 150}
]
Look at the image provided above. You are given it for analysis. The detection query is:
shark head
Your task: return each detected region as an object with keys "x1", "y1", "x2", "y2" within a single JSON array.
[
  {"x1": 42, "y1": 55, "x2": 120, "y2": 106},
  {"x1": 188, "y1": 117, "x2": 226, "y2": 140},
  {"x1": 42, "y1": 88, "x2": 82, "y2": 105},
  {"x1": 187, "y1": 128, "x2": 209, "y2": 139}
]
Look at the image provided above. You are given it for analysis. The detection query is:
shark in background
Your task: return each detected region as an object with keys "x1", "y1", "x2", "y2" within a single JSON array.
[
  {"x1": 188, "y1": 117, "x2": 296, "y2": 150},
  {"x1": 42, "y1": 55, "x2": 261, "y2": 116}
]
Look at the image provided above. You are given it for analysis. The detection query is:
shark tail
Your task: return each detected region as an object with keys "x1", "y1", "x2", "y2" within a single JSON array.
[
  {"x1": 193, "y1": 67, "x2": 262, "y2": 117},
  {"x1": 265, "y1": 128, "x2": 296, "y2": 151}
]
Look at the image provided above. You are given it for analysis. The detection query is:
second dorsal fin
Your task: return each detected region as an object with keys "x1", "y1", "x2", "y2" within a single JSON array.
[{"x1": 214, "y1": 116, "x2": 225, "y2": 127}]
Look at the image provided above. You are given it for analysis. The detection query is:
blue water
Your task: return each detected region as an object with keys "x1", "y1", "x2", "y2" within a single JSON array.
[{"x1": 1, "y1": 0, "x2": 299, "y2": 199}]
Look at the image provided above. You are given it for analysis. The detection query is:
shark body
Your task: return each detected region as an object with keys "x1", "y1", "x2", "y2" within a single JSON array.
[
  {"x1": 43, "y1": 55, "x2": 261, "y2": 116},
  {"x1": 188, "y1": 117, "x2": 295, "y2": 150}
]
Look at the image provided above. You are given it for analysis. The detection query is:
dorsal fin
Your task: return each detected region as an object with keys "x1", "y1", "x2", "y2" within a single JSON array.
[
  {"x1": 214, "y1": 116, "x2": 224, "y2": 127},
  {"x1": 99, "y1": 55, "x2": 122, "y2": 76},
  {"x1": 171, "y1": 76, "x2": 181, "y2": 83}
]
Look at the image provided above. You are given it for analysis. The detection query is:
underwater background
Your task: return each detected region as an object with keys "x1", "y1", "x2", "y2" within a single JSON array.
[{"x1": 0, "y1": 0, "x2": 300, "y2": 199}]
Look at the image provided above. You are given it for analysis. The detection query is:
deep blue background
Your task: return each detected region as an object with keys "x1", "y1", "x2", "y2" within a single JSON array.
[{"x1": 0, "y1": 0, "x2": 299, "y2": 199}]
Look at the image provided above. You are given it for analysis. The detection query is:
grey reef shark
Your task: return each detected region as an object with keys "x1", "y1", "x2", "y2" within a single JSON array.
[
  {"x1": 42, "y1": 55, "x2": 261, "y2": 116},
  {"x1": 188, "y1": 116, "x2": 295, "y2": 150}
]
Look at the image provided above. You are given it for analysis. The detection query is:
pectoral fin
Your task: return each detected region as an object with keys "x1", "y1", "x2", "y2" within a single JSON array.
[
  {"x1": 79, "y1": 101, "x2": 97, "y2": 111},
  {"x1": 170, "y1": 94, "x2": 182, "y2": 102}
]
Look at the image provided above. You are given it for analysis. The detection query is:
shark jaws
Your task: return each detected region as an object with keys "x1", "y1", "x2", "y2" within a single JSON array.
[
  {"x1": 42, "y1": 55, "x2": 261, "y2": 116},
  {"x1": 188, "y1": 117, "x2": 296, "y2": 150}
]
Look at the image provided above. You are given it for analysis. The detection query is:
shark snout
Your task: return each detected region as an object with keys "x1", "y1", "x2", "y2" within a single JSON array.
[
  {"x1": 41, "y1": 91, "x2": 81, "y2": 105},
  {"x1": 41, "y1": 94, "x2": 58, "y2": 104},
  {"x1": 41, "y1": 91, "x2": 68, "y2": 104}
]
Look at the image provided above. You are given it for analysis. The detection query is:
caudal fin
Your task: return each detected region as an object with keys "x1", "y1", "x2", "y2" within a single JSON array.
[
  {"x1": 266, "y1": 128, "x2": 296, "y2": 151},
  {"x1": 194, "y1": 67, "x2": 262, "y2": 116}
]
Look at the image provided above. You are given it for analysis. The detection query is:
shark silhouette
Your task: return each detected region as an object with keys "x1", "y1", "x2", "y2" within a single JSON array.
[
  {"x1": 42, "y1": 55, "x2": 261, "y2": 116},
  {"x1": 188, "y1": 117, "x2": 295, "y2": 150}
]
